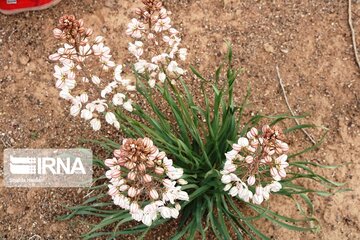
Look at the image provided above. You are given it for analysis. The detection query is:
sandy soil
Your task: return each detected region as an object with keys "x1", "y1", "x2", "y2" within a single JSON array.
[{"x1": 0, "y1": 0, "x2": 359, "y2": 239}]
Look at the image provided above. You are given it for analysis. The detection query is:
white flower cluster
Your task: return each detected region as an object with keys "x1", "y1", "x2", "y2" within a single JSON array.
[
  {"x1": 221, "y1": 126, "x2": 289, "y2": 205},
  {"x1": 126, "y1": 3, "x2": 187, "y2": 87},
  {"x1": 105, "y1": 137, "x2": 189, "y2": 226},
  {"x1": 49, "y1": 30, "x2": 134, "y2": 131}
]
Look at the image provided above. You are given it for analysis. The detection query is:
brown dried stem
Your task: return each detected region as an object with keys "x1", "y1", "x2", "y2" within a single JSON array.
[{"x1": 275, "y1": 65, "x2": 317, "y2": 145}]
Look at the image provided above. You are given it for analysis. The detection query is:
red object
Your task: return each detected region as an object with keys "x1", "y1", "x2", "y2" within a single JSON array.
[{"x1": 0, "y1": 0, "x2": 61, "y2": 14}]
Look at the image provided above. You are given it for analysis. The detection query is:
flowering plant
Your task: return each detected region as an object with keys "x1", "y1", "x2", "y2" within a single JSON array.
[{"x1": 53, "y1": 1, "x2": 346, "y2": 239}]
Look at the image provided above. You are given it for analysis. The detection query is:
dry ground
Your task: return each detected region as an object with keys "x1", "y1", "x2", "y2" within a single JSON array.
[{"x1": 0, "y1": 0, "x2": 359, "y2": 239}]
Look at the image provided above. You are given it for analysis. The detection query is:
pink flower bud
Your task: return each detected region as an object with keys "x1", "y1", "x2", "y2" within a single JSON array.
[
  {"x1": 130, "y1": 202, "x2": 139, "y2": 213},
  {"x1": 119, "y1": 184, "x2": 129, "y2": 191},
  {"x1": 264, "y1": 146, "x2": 275, "y2": 155},
  {"x1": 105, "y1": 158, "x2": 117, "y2": 167},
  {"x1": 237, "y1": 137, "x2": 249, "y2": 147},
  {"x1": 278, "y1": 141, "x2": 289, "y2": 152},
  {"x1": 108, "y1": 185, "x2": 118, "y2": 196},
  {"x1": 245, "y1": 156, "x2": 254, "y2": 164},
  {"x1": 232, "y1": 143, "x2": 242, "y2": 151},
  {"x1": 135, "y1": 8, "x2": 142, "y2": 15},
  {"x1": 137, "y1": 163, "x2": 146, "y2": 172},
  {"x1": 250, "y1": 127, "x2": 258, "y2": 137},
  {"x1": 94, "y1": 36, "x2": 104, "y2": 44},
  {"x1": 113, "y1": 149, "x2": 122, "y2": 158},
  {"x1": 111, "y1": 169, "x2": 121, "y2": 178},
  {"x1": 146, "y1": 160, "x2": 155, "y2": 168},
  {"x1": 247, "y1": 175, "x2": 256, "y2": 186},
  {"x1": 149, "y1": 189, "x2": 159, "y2": 199},
  {"x1": 53, "y1": 28, "x2": 62, "y2": 38},
  {"x1": 264, "y1": 155, "x2": 272, "y2": 163},
  {"x1": 275, "y1": 148, "x2": 283, "y2": 155},
  {"x1": 155, "y1": 167, "x2": 164, "y2": 175},
  {"x1": 255, "y1": 185, "x2": 263, "y2": 195},
  {"x1": 270, "y1": 167, "x2": 278, "y2": 178},
  {"x1": 143, "y1": 137, "x2": 153, "y2": 148},
  {"x1": 159, "y1": 12, "x2": 167, "y2": 19},
  {"x1": 125, "y1": 161, "x2": 136, "y2": 169},
  {"x1": 157, "y1": 151, "x2": 166, "y2": 160},
  {"x1": 85, "y1": 28, "x2": 93, "y2": 36},
  {"x1": 247, "y1": 146, "x2": 256, "y2": 153},
  {"x1": 225, "y1": 163, "x2": 236, "y2": 172},
  {"x1": 278, "y1": 169, "x2": 286, "y2": 178},
  {"x1": 163, "y1": 179, "x2": 173, "y2": 188},
  {"x1": 78, "y1": 19, "x2": 84, "y2": 27},
  {"x1": 128, "y1": 187, "x2": 137, "y2": 198},
  {"x1": 156, "y1": 1, "x2": 162, "y2": 8},
  {"x1": 49, "y1": 53, "x2": 60, "y2": 61},
  {"x1": 127, "y1": 171, "x2": 136, "y2": 181},
  {"x1": 262, "y1": 125, "x2": 270, "y2": 133},
  {"x1": 143, "y1": 174, "x2": 152, "y2": 183}
]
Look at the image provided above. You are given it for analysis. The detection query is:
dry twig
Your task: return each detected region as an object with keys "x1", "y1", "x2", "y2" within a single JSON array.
[
  {"x1": 349, "y1": 0, "x2": 360, "y2": 69},
  {"x1": 275, "y1": 66, "x2": 317, "y2": 145}
]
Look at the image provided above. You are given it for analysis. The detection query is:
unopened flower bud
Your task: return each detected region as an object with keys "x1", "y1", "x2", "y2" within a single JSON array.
[
  {"x1": 78, "y1": 19, "x2": 84, "y2": 27},
  {"x1": 85, "y1": 28, "x2": 93, "y2": 36},
  {"x1": 264, "y1": 155, "x2": 272, "y2": 163},
  {"x1": 108, "y1": 185, "x2": 118, "y2": 196},
  {"x1": 128, "y1": 187, "x2": 137, "y2": 197},
  {"x1": 127, "y1": 171, "x2": 136, "y2": 181},
  {"x1": 53, "y1": 28, "x2": 63, "y2": 38},
  {"x1": 237, "y1": 137, "x2": 249, "y2": 147},
  {"x1": 232, "y1": 143, "x2": 242, "y2": 151},
  {"x1": 119, "y1": 184, "x2": 129, "y2": 191},
  {"x1": 137, "y1": 163, "x2": 146, "y2": 172},
  {"x1": 247, "y1": 146, "x2": 256, "y2": 153},
  {"x1": 156, "y1": 1, "x2": 162, "y2": 8},
  {"x1": 247, "y1": 175, "x2": 256, "y2": 186},
  {"x1": 94, "y1": 36, "x2": 104, "y2": 44},
  {"x1": 149, "y1": 189, "x2": 159, "y2": 199},
  {"x1": 155, "y1": 166, "x2": 164, "y2": 175},
  {"x1": 111, "y1": 169, "x2": 121, "y2": 178},
  {"x1": 177, "y1": 179, "x2": 188, "y2": 185},
  {"x1": 146, "y1": 160, "x2": 154, "y2": 168},
  {"x1": 143, "y1": 137, "x2": 153, "y2": 148},
  {"x1": 130, "y1": 202, "x2": 139, "y2": 213},
  {"x1": 114, "y1": 149, "x2": 121, "y2": 158},
  {"x1": 135, "y1": 8, "x2": 142, "y2": 15},
  {"x1": 49, "y1": 53, "x2": 61, "y2": 61},
  {"x1": 125, "y1": 161, "x2": 136, "y2": 169},
  {"x1": 157, "y1": 151, "x2": 166, "y2": 160},
  {"x1": 163, "y1": 179, "x2": 173, "y2": 188},
  {"x1": 104, "y1": 158, "x2": 117, "y2": 167},
  {"x1": 245, "y1": 156, "x2": 254, "y2": 164},
  {"x1": 143, "y1": 174, "x2": 152, "y2": 183},
  {"x1": 250, "y1": 127, "x2": 258, "y2": 137}
]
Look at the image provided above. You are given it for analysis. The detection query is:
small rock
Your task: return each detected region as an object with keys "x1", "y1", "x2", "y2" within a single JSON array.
[
  {"x1": 19, "y1": 55, "x2": 30, "y2": 65},
  {"x1": 280, "y1": 48, "x2": 289, "y2": 54},
  {"x1": 8, "y1": 50, "x2": 13, "y2": 56},
  {"x1": 264, "y1": 43, "x2": 275, "y2": 53},
  {"x1": 104, "y1": 0, "x2": 115, "y2": 8},
  {"x1": 6, "y1": 206, "x2": 17, "y2": 214}
]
